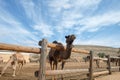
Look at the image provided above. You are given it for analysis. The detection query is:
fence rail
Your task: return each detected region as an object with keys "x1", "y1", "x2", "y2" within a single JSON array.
[
  {"x1": 46, "y1": 69, "x2": 88, "y2": 76},
  {"x1": 0, "y1": 42, "x2": 89, "y2": 54},
  {"x1": 0, "y1": 43, "x2": 40, "y2": 53}
]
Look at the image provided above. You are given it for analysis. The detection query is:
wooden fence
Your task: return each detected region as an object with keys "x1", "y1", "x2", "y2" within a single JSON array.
[{"x1": 0, "y1": 39, "x2": 120, "y2": 80}]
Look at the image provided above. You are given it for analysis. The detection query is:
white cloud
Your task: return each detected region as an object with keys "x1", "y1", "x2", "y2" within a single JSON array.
[
  {"x1": 33, "y1": 23, "x2": 54, "y2": 37},
  {"x1": 0, "y1": 7, "x2": 39, "y2": 46},
  {"x1": 75, "y1": 11, "x2": 120, "y2": 34},
  {"x1": 20, "y1": 0, "x2": 42, "y2": 23},
  {"x1": 20, "y1": 0, "x2": 54, "y2": 38},
  {"x1": 48, "y1": 0, "x2": 101, "y2": 13},
  {"x1": 47, "y1": 0, "x2": 102, "y2": 33},
  {"x1": 75, "y1": 37, "x2": 120, "y2": 48}
]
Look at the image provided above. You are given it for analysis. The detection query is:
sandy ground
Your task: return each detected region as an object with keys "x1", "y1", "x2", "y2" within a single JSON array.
[
  {"x1": 95, "y1": 72, "x2": 120, "y2": 80},
  {"x1": 0, "y1": 53, "x2": 120, "y2": 80}
]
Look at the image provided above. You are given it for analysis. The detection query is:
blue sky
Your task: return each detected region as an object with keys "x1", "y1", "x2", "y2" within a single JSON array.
[{"x1": 0, "y1": 0, "x2": 120, "y2": 48}]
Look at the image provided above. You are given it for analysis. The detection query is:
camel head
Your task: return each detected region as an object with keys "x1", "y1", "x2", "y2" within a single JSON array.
[{"x1": 65, "y1": 34, "x2": 76, "y2": 45}]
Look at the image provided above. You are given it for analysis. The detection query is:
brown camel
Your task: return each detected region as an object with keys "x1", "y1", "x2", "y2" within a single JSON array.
[
  {"x1": 48, "y1": 34, "x2": 76, "y2": 70},
  {"x1": 0, "y1": 52, "x2": 26, "y2": 76}
]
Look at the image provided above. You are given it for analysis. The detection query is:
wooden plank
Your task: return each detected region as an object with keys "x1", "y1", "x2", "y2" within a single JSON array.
[
  {"x1": 93, "y1": 57, "x2": 108, "y2": 61},
  {"x1": 0, "y1": 43, "x2": 40, "y2": 53},
  {"x1": 39, "y1": 39, "x2": 47, "y2": 80},
  {"x1": 111, "y1": 66, "x2": 120, "y2": 69},
  {"x1": 72, "y1": 48, "x2": 89, "y2": 54},
  {"x1": 110, "y1": 56, "x2": 120, "y2": 59},
  {"x1": 45, "y1": 69, "x2": 88, "y2": 76},
  {"x1": 93, "y1": 71, "x2": 109, "y2": 76},
  {"x1": 47, "y1": 43, "x2": 90, "y2": 54},
  {"x1": 118, "y1": 59, "x2": 120, "y2": 71},
  {"x1": 94, "y1": 68, "x2": 108, "y2": 72},
  {"x1": 89, "y1": 51, "x2": 93, "y2": 80},
  {"x1": 107, "y1": 55, "x2": 112, "y2": 74},
  {"x1": 0, "y1": 42, "x2": 89, "y2": 54}
]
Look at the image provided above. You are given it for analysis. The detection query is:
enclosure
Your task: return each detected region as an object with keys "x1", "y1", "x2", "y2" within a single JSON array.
[{"x1": 0, "y1": 39, "x2": 120, "y2": 80}]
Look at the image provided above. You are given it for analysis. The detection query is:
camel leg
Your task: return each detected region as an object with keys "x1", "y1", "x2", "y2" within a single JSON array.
[
  {"x1": 53, "y1": 62, "x2": 55, "y2": 70},
  {"x1": 55, "y1": 61, "x2": 58, "y2": 70},
  {"x1": 12, "y1": 61, "x2": 17, "y2": 76},
  {"x1": 61, "y1": 61, "x2": 65, "y2": 80},
  {"x1": 50, "y1": 61, "x2": 53, "y2": 70},
  {"x1": 0, "y1": 58, "x2": 13, "y2": 76},
  {"x1": 16, "y1": 64, "x2": 20, "y2": 73},
  {"x1": 96, "y1": 60, "x2": 100, "y2": 68},
  {"x1": 52, "y1": 62, "x2": 57, "y2": 80},
  {"x1": 16, "y1": 63, "x2": 22, "y2": 74},
  {"x1": 116, "y1": 60, "x2": 118, "y2": 66},
  {"x1": 19, "y1": 64, "x2": 23, "y2": 74},
  {"x1": 61, "y1": 61, "x2": 65, "y2": 70}
]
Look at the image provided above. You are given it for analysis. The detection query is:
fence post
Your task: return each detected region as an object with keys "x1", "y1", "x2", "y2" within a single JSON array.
[
  {"x1": 38, "y1": 39, "x2": 47, "y2": 80},
  {"x1": 119, "y1": 58, "x2": 120, "y2": 71},
  {"x1": 89, "y1": 51, "x2": 93, "y2": 80},
  {"x1": 107, "y1": 55, "x2": 111, "y2": 74}
]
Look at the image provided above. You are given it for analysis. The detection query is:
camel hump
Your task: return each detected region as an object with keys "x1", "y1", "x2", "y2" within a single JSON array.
[
  {"x1": 52, "y1": 40, "x2": 63, "y2": 46},
  {"x1": 53, "y1": 40, "x2": 58, "y2": 43}
]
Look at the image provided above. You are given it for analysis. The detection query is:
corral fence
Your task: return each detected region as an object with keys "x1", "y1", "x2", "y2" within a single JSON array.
[{"x1": 0, "y1": 39, "x2": 120, "y2": 80}]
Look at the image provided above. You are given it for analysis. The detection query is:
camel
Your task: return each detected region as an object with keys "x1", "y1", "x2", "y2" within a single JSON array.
[
  {"x1": 0, "y1": 52, "x2": 26, "y2": 77},
  {"x1": 48, "y1": 34, "x2": 76, "y2": 70},
  {"x1": 84, "y1": 56, "x2": 103, "y2": 68}
]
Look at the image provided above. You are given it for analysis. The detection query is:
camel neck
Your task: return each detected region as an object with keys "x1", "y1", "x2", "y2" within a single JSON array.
[{"x1": 63, "y1": 44, "x2": 73, "y2": 59}]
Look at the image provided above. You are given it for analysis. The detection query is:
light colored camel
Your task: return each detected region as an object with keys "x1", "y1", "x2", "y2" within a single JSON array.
[{"x1": 0, "y1": 52, "x2": 26, "y2": 76}]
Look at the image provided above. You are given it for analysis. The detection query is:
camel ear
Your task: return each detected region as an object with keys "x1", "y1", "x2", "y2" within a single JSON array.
[
  {"x1": 73, "y1": 36, "x2": 76, "y2": 39},
  {"x1": 38, "y1": 41, "x2": 42, "y2": 46},
  {"x1": 65, "y1": 36, "x2": 68, "y2": 38}
]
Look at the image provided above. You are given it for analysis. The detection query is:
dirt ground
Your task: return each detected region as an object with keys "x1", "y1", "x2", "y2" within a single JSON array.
[
  {"x1": 0, "y1": 62, "x2": 89, "y2": 80},
  {"x1": 0, "y1": 63, "x2": 39, "y2": 80},
  {"x1": 0, "y1": 62, "x2": 120, "y2": 80},
  {"x1": 0, "y1": 53, "x2": 120, "y2": 80},
  {"x1": 95, "y1": 72, "x2": 120, "y2": 80}
]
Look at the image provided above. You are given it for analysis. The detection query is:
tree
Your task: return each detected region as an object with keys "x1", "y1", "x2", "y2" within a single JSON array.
[{"x1": 97, "y1": 52, "x2": 105, "y2": 58}]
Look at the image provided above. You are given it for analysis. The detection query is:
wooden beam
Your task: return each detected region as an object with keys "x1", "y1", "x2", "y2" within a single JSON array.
[
  {"x1": 93, "y1": 57, "x2": 108, "y2": 61},
  {"x1": 111, "y1": 66, "x2": 120, "y2": 69},
  {"x1": 47, "y1": 43, "x2": 90, "y2": 54},
  {"x1": 89, "y1": 51, "x2": 93, "y2": 80},
  {"x1": 110, "y1": 56, "x2": 120, "y2": 59},
  {"x1": 107, "y1": 55, "x2": 112, "y2": 74},
  {"x1": 39, "y1": 39, "x2": 47, "y2": 80},
  {"x1": 0, "y1": 43, "x2": 40, "y2": 54},
  {"x1": 93, "y1": 71, "x2": 109, "y2": 76},
  {"x1": 119, "y1": 59, "x2": 120, "y2": 71},
  {"x1": 45, "y1": 69, "x2": 88, "y2": 76},
  {"x1": 0, "y1": 42, "x2": 89, "y2": 54}
]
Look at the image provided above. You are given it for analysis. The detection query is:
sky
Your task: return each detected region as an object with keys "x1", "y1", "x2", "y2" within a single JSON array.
[{"x1": 0, "y1": 0, "x2": 120, "y2": 48}]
